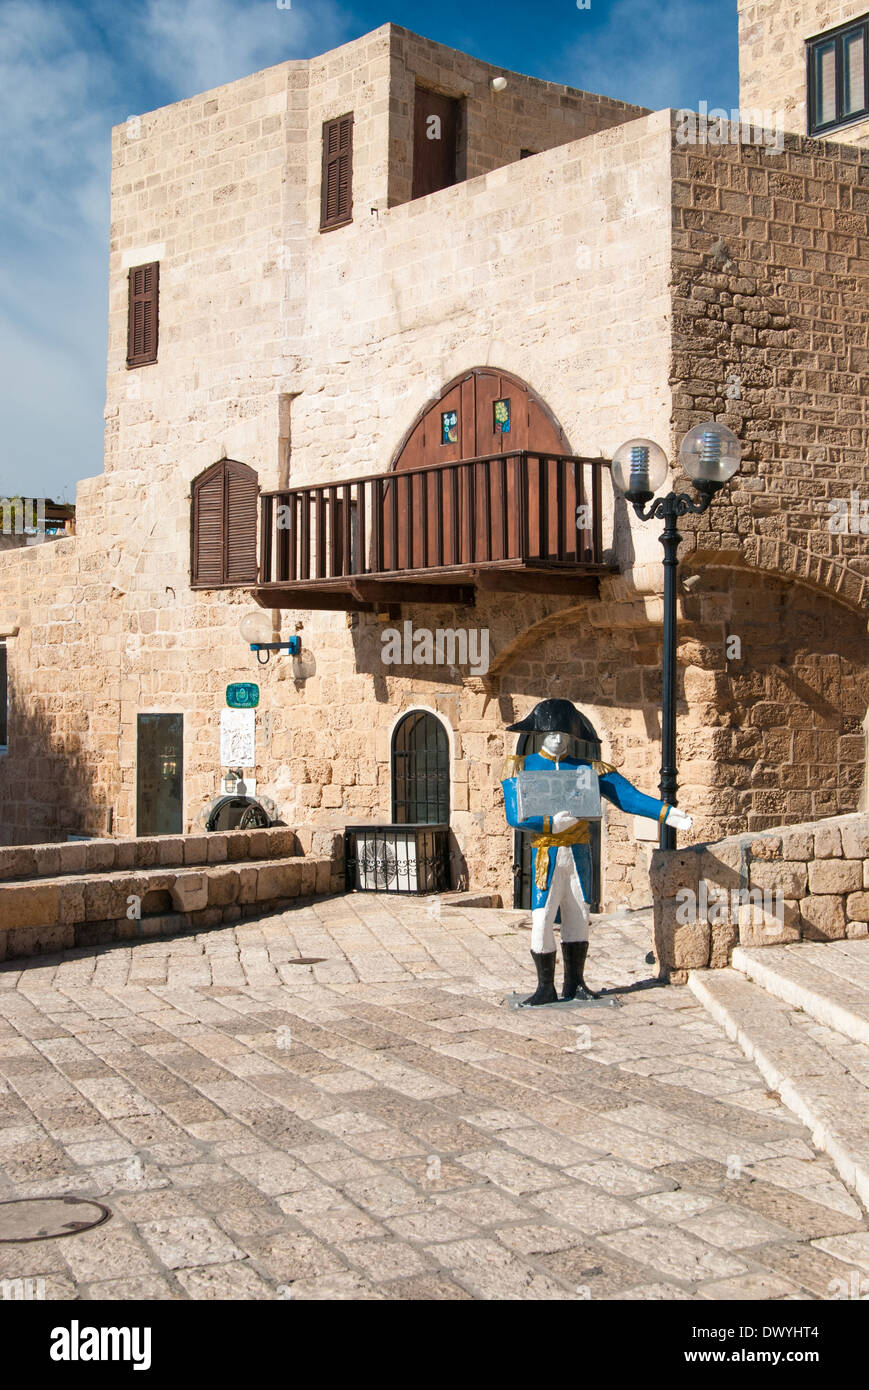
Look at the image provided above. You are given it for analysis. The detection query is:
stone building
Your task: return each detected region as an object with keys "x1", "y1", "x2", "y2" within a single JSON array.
[{"x1": 1, "y1": 11, "x2": 868, "y2": 913}]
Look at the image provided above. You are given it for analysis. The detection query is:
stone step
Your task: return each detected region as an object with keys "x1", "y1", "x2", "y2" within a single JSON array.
[
  {"x1": 688, "y1": 966, "x2": 869, "y2": 1207},
  {"x1": 0, "y1": 855, "x2": 340, "y2": 962},
  {"x1": 0, "y1": 826, "x2": 344, "y2": 883},
  {"x1": 732, "y1": 941, "x2": 869, "y2": 1047},
  {"x1": 439, "y1": 891, "x2": 503, "y2": 910}
]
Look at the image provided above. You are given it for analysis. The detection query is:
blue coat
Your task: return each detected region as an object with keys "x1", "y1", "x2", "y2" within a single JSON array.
[{"x1": 502, "y1": 753, "x2": 672, "y2": 910}]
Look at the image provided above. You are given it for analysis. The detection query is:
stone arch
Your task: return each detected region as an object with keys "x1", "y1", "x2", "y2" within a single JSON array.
[{"x1": 686, "y1": 542, "x2": 869, "y2": 620}]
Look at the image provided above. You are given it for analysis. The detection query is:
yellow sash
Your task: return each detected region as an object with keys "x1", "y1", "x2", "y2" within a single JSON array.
[{"x1": 529, "y1": 821, "x2": 590, "y2": 891}]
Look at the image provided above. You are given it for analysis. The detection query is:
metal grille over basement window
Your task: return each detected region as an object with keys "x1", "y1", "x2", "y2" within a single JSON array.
[
  {"x1": 320, "y1": 113, "x2": 353, "y2": 230},
  {"x1": 808, "y1": 18, "x2": 869, "y2": 134},
  {"x1": 391, "y1": 711, "x2": 450, "y2": 824},
  {"x1": 127, "y1": 262, "x2": 159, "y2": 367},
  {"x1": 191, "y1": 458, "x2": 259, "y2": 588}
]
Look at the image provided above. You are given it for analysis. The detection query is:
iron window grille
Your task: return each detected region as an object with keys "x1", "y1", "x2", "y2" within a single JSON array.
[
  {"x1": 345, "y1": 824, "x2": 451, "y2": 894},
  {"x1": 391, "y1": 710, "x2": 450, "y2": 824}
]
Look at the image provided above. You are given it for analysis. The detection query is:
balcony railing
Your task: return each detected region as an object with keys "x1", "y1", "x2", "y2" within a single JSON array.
[{"x1": 258, "y1": 452, "x2": 608, "y2": 601}]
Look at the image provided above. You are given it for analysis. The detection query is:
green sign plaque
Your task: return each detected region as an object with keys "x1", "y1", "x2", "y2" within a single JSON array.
[{"x1": 226, "y1": 682, "x2": 260, "y2": 709}]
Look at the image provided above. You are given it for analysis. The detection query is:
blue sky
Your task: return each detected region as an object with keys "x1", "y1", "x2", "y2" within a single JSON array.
[{"x1": 0, "y1": 0, "x2": 739, "y2": 501}]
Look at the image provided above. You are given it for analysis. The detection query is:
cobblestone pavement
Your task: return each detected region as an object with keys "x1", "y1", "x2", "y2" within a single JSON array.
[{"x1": 0, "y1": 896, "x2": 867, "y2": 1301}]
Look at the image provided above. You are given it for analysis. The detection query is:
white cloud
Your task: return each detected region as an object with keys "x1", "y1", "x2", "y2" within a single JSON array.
[
  {"x1": 139, "y1": 0, "x2": 350, "y2": 99},
  {"x1": 558, "y1": 0, "x2": 738, "y2": 112},
  {"x1": 0, "y1": 0, "x2": 354, "y2": 500}
]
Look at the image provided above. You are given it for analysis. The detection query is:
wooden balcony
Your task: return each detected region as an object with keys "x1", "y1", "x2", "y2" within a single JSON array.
[{"x1": 254, "y1": 450, "x2": 613, "y2": 611}]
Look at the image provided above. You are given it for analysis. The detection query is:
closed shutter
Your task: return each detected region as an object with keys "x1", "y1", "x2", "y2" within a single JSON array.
[
  {"x1": 320, "y1": 114, "x2": 353, "y2": 229},
  {"x1": 192, "y1": 467, "x2": 225, "y2": 586},
  {"x1": 127, "y1": 262, "x2": 159, "y2": 366},
  {"x1": 224, "y1": 460, "x2": 259, "y2": 584},
  {"x1": 191, "y1": 459, "x2": 258, "y2": 587}
]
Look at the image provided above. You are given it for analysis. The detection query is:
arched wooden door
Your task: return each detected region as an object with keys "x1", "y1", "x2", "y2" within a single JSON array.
[
  {"x1": 384, "y1": 369, "x2": 576, "y2": 571},
  {"x1": 395, "y1": 368, "x2": 567, "y2": 470}
]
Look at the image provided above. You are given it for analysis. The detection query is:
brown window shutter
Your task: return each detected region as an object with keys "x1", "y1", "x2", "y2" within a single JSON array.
[
  {"x1": 320, "y1": 114, "x2": 353, "y2": 230},
  {"x1": 191, "y1": 465, "x2": 226, "y2": 586},
  {"x1": 127, "y1": 262, "x2": 159, "y2": 367},
  {"x1": 224, "y1": 460, "x2": 259, "y2": 584}
]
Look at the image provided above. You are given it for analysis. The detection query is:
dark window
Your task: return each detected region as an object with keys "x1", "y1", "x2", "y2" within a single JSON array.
[
  {"x1": 0, "y1": 643, "x2": 7, "y2": 749},
  {"x1": 137, "y1": 713, "x2": 183, "y2": 836},
  {"x1": 391, "y1": 711, "x2": 450, "y2": 824},
  {"x1": 320, "y1": 114, "x2": 353, "y2": 230},
  {"x1": 808, "y1": 18, "x2": 869, "y2": 134},
  {"x1": 412, "y1": 87, "x2": 460, "y2": 199},
  {"x1": 127, "y1": 262, "x2": 159, "y2": 367},
  {"x1": 191, "y1": 458, "x2": 259, "y2": 587}
]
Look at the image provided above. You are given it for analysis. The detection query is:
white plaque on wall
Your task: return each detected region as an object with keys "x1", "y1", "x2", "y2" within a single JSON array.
[{"x1": 220, "y1": 709, "x2": 255, "y2": 767}]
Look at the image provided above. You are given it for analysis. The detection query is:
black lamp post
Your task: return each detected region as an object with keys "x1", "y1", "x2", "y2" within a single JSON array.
[{"x1": 611, "y1": 424, "x2": 742, "y2": 850}]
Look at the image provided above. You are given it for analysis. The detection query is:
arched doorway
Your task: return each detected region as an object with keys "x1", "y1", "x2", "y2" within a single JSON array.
[
  {"x1": 391, "y1": 711, "x2": 450, "y2": 824},
  {"x1": 512, "y1": 715, "x2": 602, "y2": 912}
]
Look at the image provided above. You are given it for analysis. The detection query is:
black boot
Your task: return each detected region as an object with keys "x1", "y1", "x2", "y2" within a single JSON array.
[
  {"x1": 561, "y1": 941, "x2": 600, "y2": 1000},
  {"x1": 521, "y1": 950, "x2": 558, "y2": 1007}
]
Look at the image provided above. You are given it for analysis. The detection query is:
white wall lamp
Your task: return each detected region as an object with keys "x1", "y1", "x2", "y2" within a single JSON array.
[
  {"x1": 239, "y1": 611, "x2": 301, "y2": 666},
  {"x1": 491, "y1": 76, "x2": 508, "y2": 92}
]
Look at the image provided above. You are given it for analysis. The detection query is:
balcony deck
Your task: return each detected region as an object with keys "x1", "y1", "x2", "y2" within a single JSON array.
[{"x1": 254, "y1": 450, "x2": 613, "y2": 611}]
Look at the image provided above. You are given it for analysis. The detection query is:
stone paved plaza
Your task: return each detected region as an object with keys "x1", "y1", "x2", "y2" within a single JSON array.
[{"x1": 0, "y1": 895, "x2": 867, "y2": 1301}]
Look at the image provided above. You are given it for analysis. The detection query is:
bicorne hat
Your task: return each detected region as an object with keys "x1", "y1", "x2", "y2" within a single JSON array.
[{"x1": 507, "y1": 699, "x2": 594, "y2": 741}]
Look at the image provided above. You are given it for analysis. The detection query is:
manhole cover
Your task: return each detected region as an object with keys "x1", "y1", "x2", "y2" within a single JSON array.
[{"x1": 0, "y1": 1196, "x2": 112, "y2": 1243}]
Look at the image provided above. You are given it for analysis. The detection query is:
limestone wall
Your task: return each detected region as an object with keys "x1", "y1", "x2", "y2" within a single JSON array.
[
  {"x1": 651, "y1": 811, "x2": 869, "y2": 981},
  {"x1": 739, "y1": 0, "x2": 869, "y2": 145},
  {"x1": 3, "y1": 35, "x2": 869, "y2": 917},
  {"x1": 670, "y1": 126, "x2": 869, "y2": 614}
]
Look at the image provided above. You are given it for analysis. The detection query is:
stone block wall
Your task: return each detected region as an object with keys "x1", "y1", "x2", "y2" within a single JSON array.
[
  {"x1": 0, "y1": 825, "x2": 345, "y2": 962},
  {"x1": 3, "y1": 33, "x2": 869, "y2": 918},
  {"x1": 671, "y1": 124, "x2": 869, "y2": 616},
  {"x1": 651, "y1": 811, "x2": 869, "y2": 981},
  {"x1": 739, "y1": 0, "x2": 869, "y2": 146},
  {"x1": 385, "y1": 26, "x2": 647, "y2": 207}
]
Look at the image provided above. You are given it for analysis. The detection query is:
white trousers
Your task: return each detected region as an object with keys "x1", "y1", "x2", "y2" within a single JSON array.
[{"x1": 530, "y1": 846, "x2": 590, "y2": 953}]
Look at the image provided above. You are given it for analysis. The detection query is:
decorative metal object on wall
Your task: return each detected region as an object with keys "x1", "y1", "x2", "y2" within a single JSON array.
[{"x1": 226, "y1": 682, "x2": 260, "y2": 708}]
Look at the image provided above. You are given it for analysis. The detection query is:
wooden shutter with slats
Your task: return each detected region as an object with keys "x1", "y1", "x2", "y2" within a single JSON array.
[
  {"x1": 191, "y1": 459, "x2": 259, "y2": 587},
  {"x1": 127, "y1": 262, "x2": 159, "y2": 367},
  {"x1": 320, "y1": 114, "x2": 353, "y2": 230},
  {"x1": 224, "y1": 460, "x2": 259, "y2": 584}
]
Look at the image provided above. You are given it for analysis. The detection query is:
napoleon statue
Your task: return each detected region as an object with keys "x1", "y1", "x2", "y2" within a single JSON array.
[{"x1": 502, "y1": 699, "x2": 692, "y2": 1006}]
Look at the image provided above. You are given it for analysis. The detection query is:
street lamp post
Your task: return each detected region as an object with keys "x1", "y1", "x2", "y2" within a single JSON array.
[{"x1": 611, "y1": 424, "x2": 742, "y2": 850}]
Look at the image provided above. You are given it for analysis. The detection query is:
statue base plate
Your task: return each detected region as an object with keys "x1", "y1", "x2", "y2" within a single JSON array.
[{"x1": 506, "y1": 992, "x2": 622, "y2": 1011}]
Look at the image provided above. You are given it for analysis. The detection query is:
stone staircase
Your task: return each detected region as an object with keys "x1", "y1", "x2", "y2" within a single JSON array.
[
  {"x1": 689, "y1": 940, "x2": 869, "y2": 1207},
  {"x1": 0, "y1": 826, "x2": 343, "y2": 962}
]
